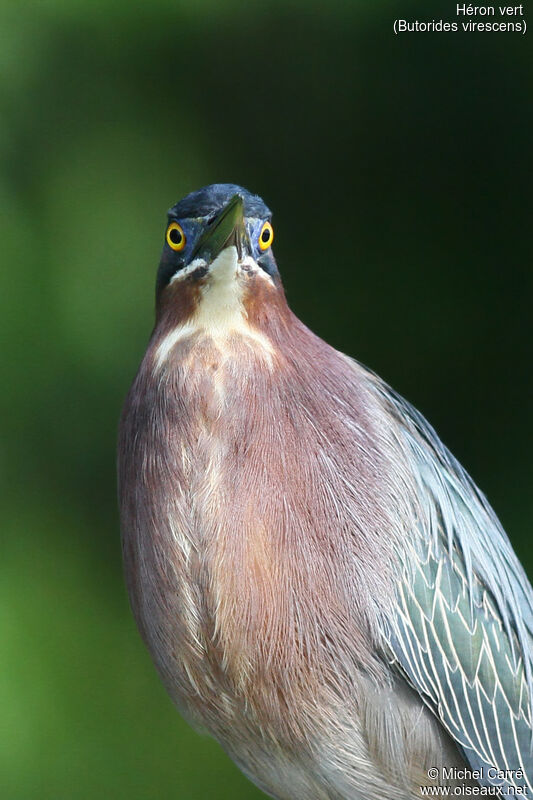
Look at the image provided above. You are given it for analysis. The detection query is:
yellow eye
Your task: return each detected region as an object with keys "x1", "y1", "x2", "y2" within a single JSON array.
[
  {"x1": 166, "y1": 222, "x2": 186, "y2": 251},
  {"x1": 258, "y1": 221, "x2": 274, "y2": 251}
]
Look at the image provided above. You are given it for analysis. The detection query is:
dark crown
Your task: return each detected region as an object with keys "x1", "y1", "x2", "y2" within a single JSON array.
[{"x1": 169, "y1": 183, "x2": 272, "y2": 220}]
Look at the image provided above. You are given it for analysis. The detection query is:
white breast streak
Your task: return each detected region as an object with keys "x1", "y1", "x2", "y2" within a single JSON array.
[{"x1": 154, "y1": 247, "x2": 275, "y2": 370}]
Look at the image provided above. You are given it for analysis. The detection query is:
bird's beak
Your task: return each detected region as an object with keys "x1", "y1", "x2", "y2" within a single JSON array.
[{"x1": 191, "y1": 194, "x2": 251, "y2": 263}]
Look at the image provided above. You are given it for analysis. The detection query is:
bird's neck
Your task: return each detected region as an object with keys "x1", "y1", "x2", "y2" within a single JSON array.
[{"x1": 151, "y1": 251, "x2": 292, "y2": 374}]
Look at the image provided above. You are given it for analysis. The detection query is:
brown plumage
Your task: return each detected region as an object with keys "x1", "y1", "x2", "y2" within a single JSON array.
[{"x1": 118, "y1": 185, "x2": 527, "y2": 798}]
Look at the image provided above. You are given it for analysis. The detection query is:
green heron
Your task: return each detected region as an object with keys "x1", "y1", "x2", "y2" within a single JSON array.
[{"x1": 118, "y1": 184, "x2": 533, "y2": 798}]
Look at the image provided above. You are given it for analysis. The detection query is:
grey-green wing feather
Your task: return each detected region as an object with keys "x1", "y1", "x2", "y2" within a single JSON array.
[{"x1": 377, "y1": 384, "x2": 533, "y2": 793}]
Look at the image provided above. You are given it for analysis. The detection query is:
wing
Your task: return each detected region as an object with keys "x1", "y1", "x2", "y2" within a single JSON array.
[{"x1": 374, "y1": 382, "x2": 533, "y2": 793}]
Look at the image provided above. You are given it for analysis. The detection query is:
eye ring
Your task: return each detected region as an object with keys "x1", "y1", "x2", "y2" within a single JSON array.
[
  {"x1": 166, "y1": 222, "x2": 186, "y2": 251},
  {"x1": 258, "y1": 221, "x2": 274, "y2": 251}
]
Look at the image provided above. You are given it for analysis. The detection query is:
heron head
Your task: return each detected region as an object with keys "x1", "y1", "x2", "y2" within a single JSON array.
[{"x1": 156, "y1": 184, "x2": 279, "y2": 308}]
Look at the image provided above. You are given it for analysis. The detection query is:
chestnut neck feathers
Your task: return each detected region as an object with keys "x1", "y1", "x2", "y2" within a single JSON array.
[
  {"x1": 123, "y1": 244, "x2": 414, "y2": 742},
  {"x1": 153, "y1": 246, "x2": 280, "y2": 371}
]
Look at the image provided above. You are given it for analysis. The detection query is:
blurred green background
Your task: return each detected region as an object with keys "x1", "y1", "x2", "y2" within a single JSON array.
[{"x1": 1, "y1": 1, "x2": 531, "y2": 798}]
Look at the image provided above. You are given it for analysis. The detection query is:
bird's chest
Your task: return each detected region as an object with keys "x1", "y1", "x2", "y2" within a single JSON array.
[
  {"x1": 123, "y1": 338, "x2": 392, "y2": 747},
  {"x1": 128, "y1": 343, "x2": 301, "y2": 728}
]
